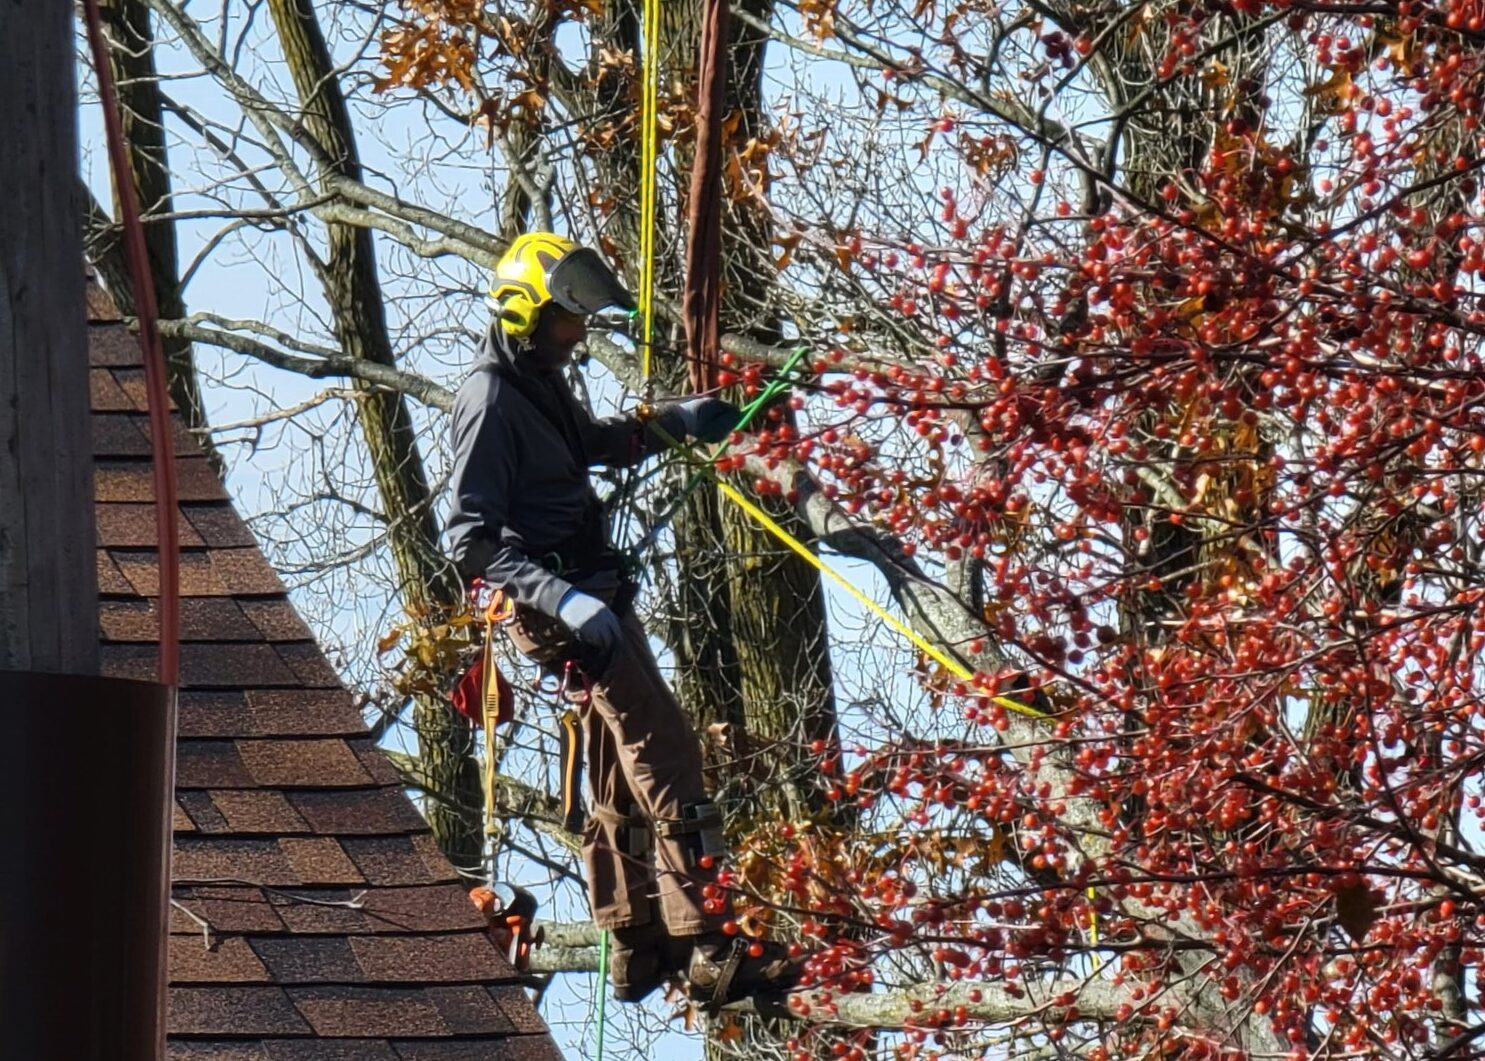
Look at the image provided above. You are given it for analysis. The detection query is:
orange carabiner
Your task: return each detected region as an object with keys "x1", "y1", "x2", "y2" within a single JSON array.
[{"x1": 484, "y1": 588, "x2": 515, "y2": 626}]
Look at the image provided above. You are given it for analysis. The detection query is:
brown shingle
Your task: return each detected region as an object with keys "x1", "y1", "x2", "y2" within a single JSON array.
[
  {"x1": 87, "y1": 290, "x2": 125, "y2": 328},
  {"x1": 176, "y1": 741, "x2": 254, "y2": 788},
  {"x1": 288, "y1": 986, "x2": 449, "y2": 1038},
  {"x1": 94, "y1": 458, "x2": 228, "y2": 502},
  {"x1": 170, "y1": 887, "x2": 287, "y2": 934},
  {"x1": 110, "y1": 641, "x2": 298, "y2": 686},
  {"x1": 169, "y1": 936, "x2": 271, "y2": 984},
  {"x1": 351, "y1": 741, "x2": 404, "y2": 786},
  {"x1": 166, "y1": 413, "x2": 201, "y2": 456},
  {"x1": 349, "y1": 935, "x2": 506, "y2": 984},
  {"x1": 279, "y1": 838, "x2": 365, "y2": 885},
  {"x1": 101, "y1": 643, "x2": 163, "y2": 682},
  {"x1": 422, "y1": 985, "x2": 517, "y2": 1034},
  {"x1": 249, "y1": 937, "x2": 362, "y2": 983},
  {"x1": 184, "y1": 600, "x2": 264, "y2": 640},
  {"x1": 392, "y1": 1043, "x2": 500, "y2": 1061},
  {"x1": 113, "y1": 550, "x2": 229, "y2": 596},
  {"x1": 211, "y1": 548, "x2": 287, "y2": 594},
  {"x1": 273, "y1": 643, "x2": 341, "y2": 688},
  {"x1": 181, "y1": 643, "x2": 301, "y2": 688},
  {"x1": 340, "y1": 838, "x2": 438, "y2": 886},
  {"x1": 97, "y1": 549, "x2": 134, "y2": 594},
  {"x1": 237, "y1": 739, "x2": 371, "y2": 787},
  {"x1": 96, "y1": 503, "x2": 207, "y2": 547},
  {"x1": 264, "y1": 1043, "x2": 399, "y2": 1061},
  {"x1": 245, "y1": 690, "x2": 367, "y2": 736},
  {"x1": 179, "y1": 791, "x2": 230, "y2": 831},
  {"x1": 488, "y1": 986, "x2": 548, "y2": 1035},
  {"x1": 412, "y1": 834, "x2": 458, "y2": 882},
  {"x1": 208, "y1": 790, "x2": 310, "y2": 833},
  {"x1": 395, "y1": 1037, "x2": 564, "y2": 1061},
  {"x1": 360, "y1": 886, "x2": 486, "y2": 934},
  {"x1": 239, "y1": 599, "x2": 315, "y2": 642},
  {"x1": 177, "y1": 692, "x2": 251, "y2": 738},
  {"x1": 182, "y1": 503, "x2": 258, "y2": 547},
  {"x1": 168, "y1": 986, "x2": 309, "y2": 1036},
  {"x1": 100, "y1": 599, "x2": 262, "y2": 643},
  {"x1": 174, "y1": 800, "x2": 197, "y2": 833},
  {"x1": 112, "y1": 366, "x2": 178, "y2": 411},
  {"x1": 167, "y1": 1043, "x2": 268, "y2": 1061},
  {"x1": 288, "y1": 789, "x2": 426, "y2": 835},
  {"x1": 100, "y1": 599, "x2": 159, "y2": 641},
  {"x1": 172, "y1": 837, "x2": 294, "y2": 885},
  {"x1": 93, "y1": 413, "x2": 152, "y2": 456},
  {"x1": 91, "y1": 368, "x2": 135, "y2": 410}
]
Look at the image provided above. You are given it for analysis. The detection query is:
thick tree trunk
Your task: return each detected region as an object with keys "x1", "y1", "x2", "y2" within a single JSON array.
[
  {"x1": 265, "y1": 0, "x2": 482, "y2": 874},
  {"x1": 0, "y1": 0, "x2": 97, "y2": 676},
  {"x1": 714, "y1": 0, "x2": 837, "y2": 781}
]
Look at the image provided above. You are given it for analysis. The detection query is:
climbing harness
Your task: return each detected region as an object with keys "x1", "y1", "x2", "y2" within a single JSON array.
[{"x1": 654, "y1": 801, "x2": 727, "y2": 869}]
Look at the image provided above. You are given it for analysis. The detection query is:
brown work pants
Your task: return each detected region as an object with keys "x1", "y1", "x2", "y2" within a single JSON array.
[{"x1": 505, "y1": 599, "x2": 719, "y2": 936}]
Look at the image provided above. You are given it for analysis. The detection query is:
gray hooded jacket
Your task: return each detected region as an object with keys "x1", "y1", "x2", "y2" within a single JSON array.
[{"x1": 445, "y1": 326, "x2": 681, "y2": 617}]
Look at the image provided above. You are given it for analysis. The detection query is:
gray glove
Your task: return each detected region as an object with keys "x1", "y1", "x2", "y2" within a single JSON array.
[
  {"x1": 674, "y1": 396, "x2": 742, "y2": 444},
  {"x1": 557, "y1": 589, "x2": 623, "y2": 656}
]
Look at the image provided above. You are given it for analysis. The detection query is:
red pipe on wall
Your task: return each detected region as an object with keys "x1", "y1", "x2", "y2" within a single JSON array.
[{"x1": 80, "y1": 0, "x2": 181, "y2": 688}]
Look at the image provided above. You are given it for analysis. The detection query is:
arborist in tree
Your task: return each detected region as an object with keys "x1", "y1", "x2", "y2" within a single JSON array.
[{"x1": 447, "y1": 232, "x2": 803, "y2": 1008}]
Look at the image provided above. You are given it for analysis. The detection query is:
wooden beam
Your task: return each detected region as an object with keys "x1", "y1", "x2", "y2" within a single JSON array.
[{"x1": 0, "y1": 0, "x2": 98, "y2": 675}]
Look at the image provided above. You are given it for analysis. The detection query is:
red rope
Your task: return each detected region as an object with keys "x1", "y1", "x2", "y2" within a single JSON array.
[
  {"x1": 682, "y1": 0, "x2": 729, "y2": 393},
  {"x1": 81, "y1": 0, "x2": 180, "y2": 688}
]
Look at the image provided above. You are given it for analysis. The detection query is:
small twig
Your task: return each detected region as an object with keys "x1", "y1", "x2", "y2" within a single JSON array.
[{"x1": 170, "y1": 898, "x2": 212, "y2": 950}]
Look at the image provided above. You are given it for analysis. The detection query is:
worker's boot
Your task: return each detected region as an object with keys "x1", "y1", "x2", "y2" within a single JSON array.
[
  {"x1": 684, "y1": 933, "x2": 804, "y2": 1012},
  {"x1": 609, "y1": 921, "x2": 680, "y2": 1002}
]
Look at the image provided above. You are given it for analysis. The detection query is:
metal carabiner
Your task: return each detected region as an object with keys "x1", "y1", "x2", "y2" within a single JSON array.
[{"x1": 560, "y1": 659, "x2": 592, "y2": 706}]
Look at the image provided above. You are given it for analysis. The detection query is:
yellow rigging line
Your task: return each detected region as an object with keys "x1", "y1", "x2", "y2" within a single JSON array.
[{"x1": 637, "y1": 0, "x2": 662, "y2": 384}]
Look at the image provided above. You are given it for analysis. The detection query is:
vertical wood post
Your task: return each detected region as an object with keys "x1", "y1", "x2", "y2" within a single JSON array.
[
  {"x1": 0, "y1": 4, "x2": 174, "y2": 1058},
  {"x1": 0, "y1": 0, "x2": 99, "y2": 675}
]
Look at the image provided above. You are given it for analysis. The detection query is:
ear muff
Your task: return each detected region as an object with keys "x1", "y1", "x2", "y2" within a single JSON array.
[
  {"x1": 489, "y1": 233, "x2": 578, "y2": 338},
  {"x1": 489, "y1": 276, "x2": 545, "y2": 339}
]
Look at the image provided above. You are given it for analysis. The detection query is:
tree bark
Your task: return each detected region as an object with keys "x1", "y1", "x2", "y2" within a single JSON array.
[
  {"x1": 264, "y1": 0, "x2": 482, "y2": 875},
  {"x1": 714, "y1": 0, "x2": 837, "y2": 789}
]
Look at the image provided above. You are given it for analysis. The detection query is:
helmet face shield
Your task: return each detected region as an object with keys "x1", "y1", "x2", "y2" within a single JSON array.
[{"x1": 547, "y1": 247, "x2": 636, "y2": 317}]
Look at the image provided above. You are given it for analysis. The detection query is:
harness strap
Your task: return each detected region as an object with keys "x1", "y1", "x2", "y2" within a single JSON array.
[{"x1": 653, "y1": 803, "x2": 723, "y2": 838}]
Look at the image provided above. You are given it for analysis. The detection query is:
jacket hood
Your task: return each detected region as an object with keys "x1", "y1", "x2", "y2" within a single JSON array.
[{"x1": 481, "y1": 323, "x2": 530, "y2": 378}]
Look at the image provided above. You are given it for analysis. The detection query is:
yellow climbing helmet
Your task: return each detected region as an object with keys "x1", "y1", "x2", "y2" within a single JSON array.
[{"x1": 488, "y1": 232, "x2": 635, "y2": 338}]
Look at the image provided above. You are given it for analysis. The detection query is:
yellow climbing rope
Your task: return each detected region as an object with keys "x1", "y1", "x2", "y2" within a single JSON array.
[{"x1": 636, "y1": 0, "x2": 662, "y2": 383}]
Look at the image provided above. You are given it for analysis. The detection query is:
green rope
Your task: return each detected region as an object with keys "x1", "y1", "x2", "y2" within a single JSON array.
[
  {"x1": 632, "y1": 343, "x2": 813, "y2": 555},
  {"x1": 595, "y1": 928, "x2": 610, "y2": 1061}
]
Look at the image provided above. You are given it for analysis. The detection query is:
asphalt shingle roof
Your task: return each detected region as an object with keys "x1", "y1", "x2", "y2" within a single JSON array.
[{"x1": 87, "y1": 281, "x2": 560, "y2": 1060}]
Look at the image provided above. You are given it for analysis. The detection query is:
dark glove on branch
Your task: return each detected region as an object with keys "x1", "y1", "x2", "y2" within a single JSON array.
[{"x1": 671, "y1": 396, "x2": 742, "y2": 444}]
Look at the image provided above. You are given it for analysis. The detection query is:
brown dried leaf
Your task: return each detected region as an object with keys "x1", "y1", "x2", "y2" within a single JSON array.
[{"x1": 1334, "y1": 881, "x2": 1378, "y2": 942}]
